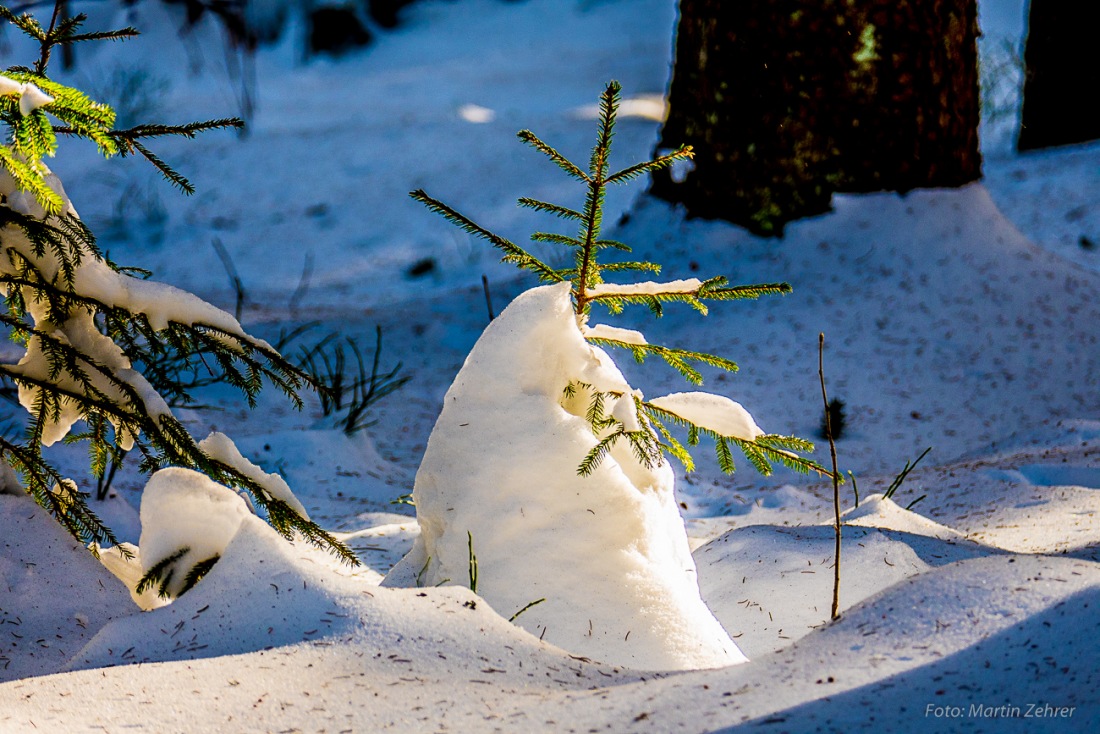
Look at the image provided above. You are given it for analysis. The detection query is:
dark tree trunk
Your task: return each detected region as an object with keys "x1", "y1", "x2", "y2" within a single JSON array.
[
  {"x1": 652, "y1": 0, "x2": 981, "y2": 237},
  {"x1": 1018, "y1": 0, "x2": 1100, "y2": 151}
]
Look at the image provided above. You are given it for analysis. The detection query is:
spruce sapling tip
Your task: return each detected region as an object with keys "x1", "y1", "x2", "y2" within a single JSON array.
[{"x1": 411, "y1": 80, "x2": 831, "y2": 482}]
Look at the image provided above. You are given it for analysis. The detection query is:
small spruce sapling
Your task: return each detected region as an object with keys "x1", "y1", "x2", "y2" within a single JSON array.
[
  {"x1": 0, "y1": 4, "x2": 356, "y2": 590},
  {"x1": 882, "y1": 447, "x2": 932, "y2": 501},
  {"x1": 290, "y1": 325, "x2": 410, "y2": 436},
  {"x1": 412, "y1": 81, "x2": 827, "y2": 481}
]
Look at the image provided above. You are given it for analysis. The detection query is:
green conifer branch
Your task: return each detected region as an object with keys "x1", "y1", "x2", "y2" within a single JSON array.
[
  {"x1": 107, "y1": 119, "x2": 245, "y2": 141},
  {"x1": 625, "y1": 427, "x2": 662, "y2": 467},
  {"x1": 585, "y1": 336, "x2": 738, "y2": 385},
  {"x1": 561, "y1": 380, "x2": 584, "y2": 400},
  {"x1": 698, "y1": 277, "x2": 793, "y2": 300},
  {"x1": 578, "y1": 431, "x2": 620, "y2": 477},
  {"x1": 18, "y1": 5, "x2": 136, "y2": 75},
  {"x1": 34, "y1": 1, "x2": 63, "y2": 73},
  {"x1": 3, "y1": 343, "x2": 355, "y2": 562},
  {"x1": 63, "y1": 28, "x2": 140, "y2": 44},
  {"x1": 585, "y1": 289, "x2": 701, "y2": 316},
  {"x1": 517, "y1": 129, "x2": 588, "y2": 181},
  {"x1": 594, "y1": 238, "x2": 631, "y2": 251},
  {"x1": 573, "y1": 83, "x2": 622, "y2": 312},
  {"x1": 12, "y1": 109, "x2": 55, "y2": 161},
  {"x1": 0, "y1": 1, "x2": 357, "y2": 570},
  {"x1": 9, "y1": 72, "x2": 117, "y2": 122},
  {"x1": 0, "y1": 145, "x2": 62, "y2": 212},
  {"x1": 596, "y1": 261, "x2": 660, "y2": 274},
  {"x1": 732, "y1": 435, "x2": 829, "y2": 477},
  {"x1": 1, "y1": 436, "x2": 120, "y2": 550},
  {"x1": 516, "y1": 197, "x2": 584, "y2": 222},
  {"x1": 67, "y1": 413, "x2": 125, "y2": 482},
  {"x1": 584, "y1": 388, "x2": 607, "y2": 427},
  {"x1": 179, "y1": 554, "x2": 220, "y2": 596},
  {"x1": 0, "y1": 7, "x2": 44, "y2": 41},
  {"x1": 637, "y1": 399, "x2": 830, "y2": 478},
  {"x1": 0, "y1": 262, "x2": 309, "y2": 413},
  {"x1": 604, "y1": 145, "x2": 693, "y2": 186},
  {"x1": 584, "y1": 278, "x2": 792, "y2": 316},
  {"x1": 530, "y1": 231, "x2": 581, "y2": 248},
  {"x1": 589, "y1": 81, "x2": 619, "y2": 183},
  {"x1": 644, "y1": 409, "x2": 695, "y2": 472},
  {"x1": 569, "y1": 385, "x2": 665, "y2": 477},
  {"x1": 411, "y1": 189, "x2": 563, "y2": 283},
  {"x1": 50, "y1": 11, "x2": 84, "y2": 40},
  {"x1": 136, "y1": 547, "x2": 189, "y2": 596},
  {"x1": 126, "y1": 139, "x2": 195, "y2": 194},
  {"x1": 51, "y1": 119, "x2": 245, "y2": 189}
]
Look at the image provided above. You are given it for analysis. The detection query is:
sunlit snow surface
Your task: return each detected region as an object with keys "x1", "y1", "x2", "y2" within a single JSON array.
[{"x1": 2, "y1": 0, "x2": 1100, "y2": 731}]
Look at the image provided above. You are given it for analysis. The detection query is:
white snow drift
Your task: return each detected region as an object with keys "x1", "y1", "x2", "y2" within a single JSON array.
[
  {"x1": 137, "y1": 467, "x2": 254, "y2": 598},
  {"x1": 386, "y1": 282, "x2": 746, "y2": 670}
]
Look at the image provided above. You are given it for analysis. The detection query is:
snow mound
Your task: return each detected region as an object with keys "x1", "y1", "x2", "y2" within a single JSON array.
[
  {"x1": 843, "y1": 493, "x2": 969, "y2": 541},
  {"x1": 1014, "y1": 464, "x2": 1100, "y2": 489},
  {"x1": 14, "y1": 548, "x2": 1099, "y2": 732},
  {"x1": 338, "y1": 515, "x2": 420, "y2": 579},
  {"x1": 758, "y1": 583, "x2": 1100, "y2": 730},
  {"x1": 68, "y1": 500, "x2": 629, "y2": 682},
  {"x1": 138, "y1": 467, "x2": 254, "y2": 598},
  {"x1": 695, "y1": 521, "x2": 992, "y2": 658},
  {"x1": 70, "y1": 512, "x2": 365, "y2": 670},
  {"x1": 0, "y1": 494, "x2": 133, "y2": 683},
  {"x1": 574, "y1": 554, "x2": 1100, "y2": 730},
  {"x1": 385, "y1": 283, "x2": 744, "y2": 670}
]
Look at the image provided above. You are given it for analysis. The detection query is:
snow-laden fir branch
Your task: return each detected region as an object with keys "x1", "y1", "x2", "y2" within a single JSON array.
[
  {"x1": 0, "y1": 1, "x2": 355, "y2": 568},
  {"x1": 565, "y1": 381, "x2": 830, "y2": 480},
  {"x1": 586, "y1": 277, "x2": 792, "y2": 316},
  {"x1": 642, "y1": 397, "x2": 827, "y2": 477}
]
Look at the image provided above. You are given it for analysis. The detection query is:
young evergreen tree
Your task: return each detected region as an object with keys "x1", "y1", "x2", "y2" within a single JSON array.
[
  {"x1": 412, "y1": 81, "x2": 825, "y2": 480},
  {"x1": 0, "y1": 4, "x2": 356, "y2": 591}
]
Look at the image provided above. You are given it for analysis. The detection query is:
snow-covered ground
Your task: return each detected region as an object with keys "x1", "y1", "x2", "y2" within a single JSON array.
[{"x1": 2, "y1": 0, "x2": 1099, "y2": 730}]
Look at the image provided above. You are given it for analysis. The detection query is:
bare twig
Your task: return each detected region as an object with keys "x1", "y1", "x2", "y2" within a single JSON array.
[{"x1": 818, "y1": 333, "x2": 841, "y2": 621}]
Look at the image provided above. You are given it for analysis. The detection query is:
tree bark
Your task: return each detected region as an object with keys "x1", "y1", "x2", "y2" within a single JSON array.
[
  {"x1": 652, "y1": 0, "x2": 981, "y2": 236},
  {"x1": 1018, "y1": 0, "x2": 1100, "y2": 151}
]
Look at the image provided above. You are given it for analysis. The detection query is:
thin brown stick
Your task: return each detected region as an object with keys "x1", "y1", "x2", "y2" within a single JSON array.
[{"x1": 818, "y1": 332, "x2": 842, "y2": 621}]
